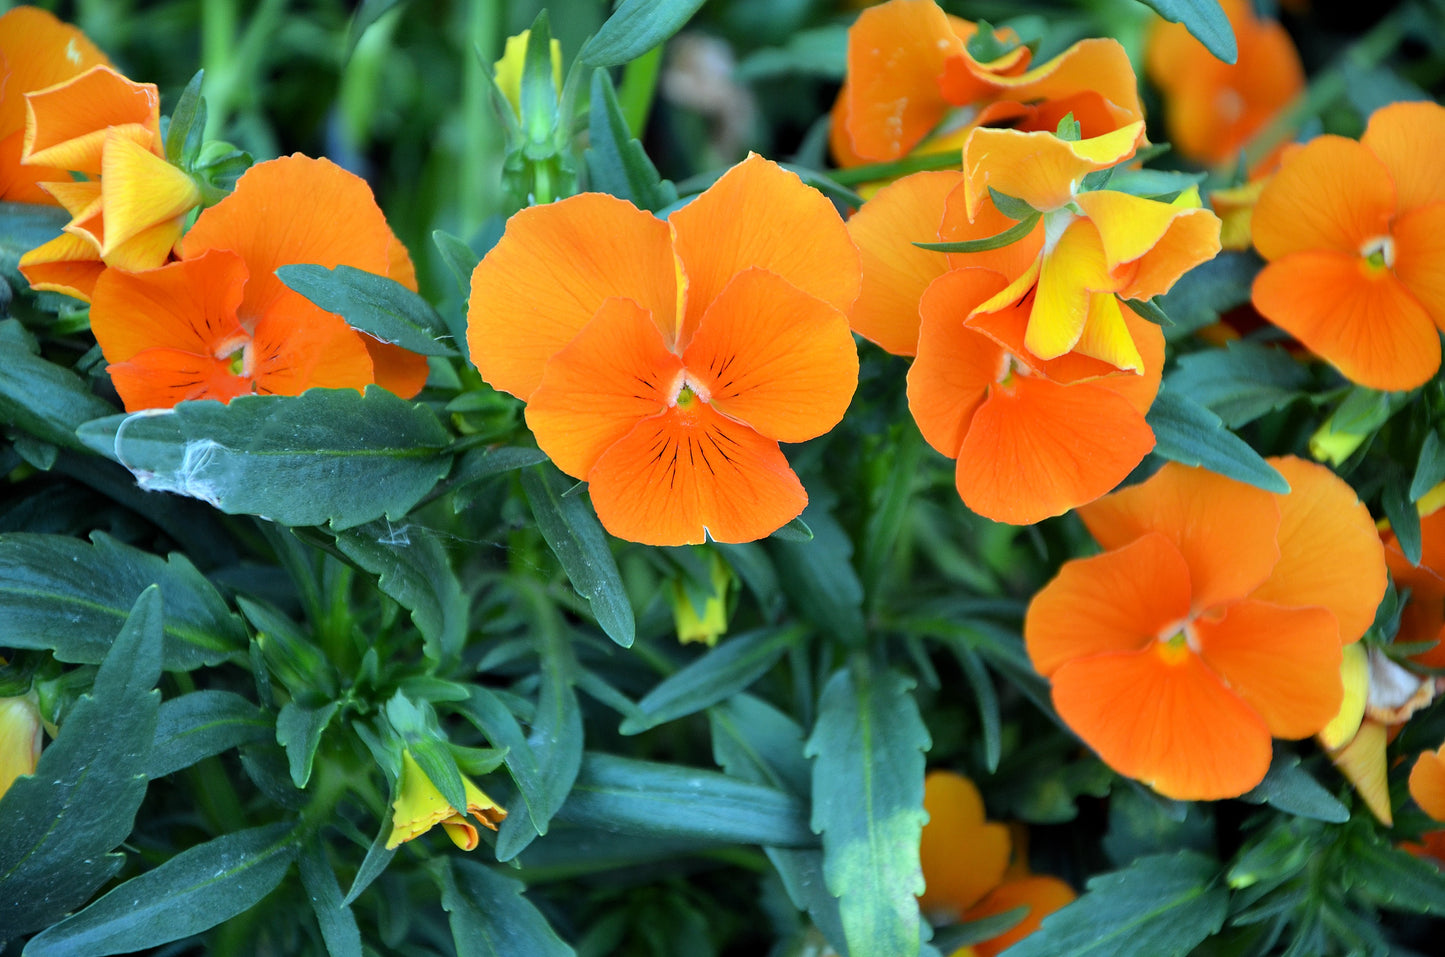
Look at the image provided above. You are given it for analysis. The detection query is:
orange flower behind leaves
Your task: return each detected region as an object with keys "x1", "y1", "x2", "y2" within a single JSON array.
[
  {"x1": 1384, "y1": 506, "x2": 1445, "y2": 668},
  {"x1": 1411, "y1": 745, "x2": 1445, "y2": 823},
  {"x1": 920, "y1": 771, "x2": 1075, "y2": 956},
  {"x1": 1146, "y1": 0, "x2": 1304, "y2": 168},
  {"x1": 19, "y1": 65, "x2": 203, "y2": 301},
  {"x1": 829, "y1": 0, "x2": 1143, "y2": 168},
  {"x1": 1251, "y1": 101, "x2": 1445, "y2": 391},
  {"x1": 1026, "y1": 458, "x2": 1387, "y2": 800},
  {"x1": 467, "y1": 154, "x2": 860, "y2": 546},
  {"x1": 907, "y1": 267, "x2": 1162, "y2": 524},
  {"x1": 0, "y1": 6, "x2": 109, "y2": 204},
  {"x1": 90, "y1": 154, "x2": 427, "y2": 410}
]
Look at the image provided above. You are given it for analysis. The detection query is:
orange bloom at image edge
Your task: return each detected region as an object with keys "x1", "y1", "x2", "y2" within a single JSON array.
[{"x1": 467, "y1": 154, "x2": 861, "y2": 546}]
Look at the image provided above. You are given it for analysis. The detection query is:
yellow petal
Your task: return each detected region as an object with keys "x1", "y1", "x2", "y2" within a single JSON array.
[
  {"x1": 1317, "y1": 643, "x2": 1368, "y2": 750},
  {"x1": 963, "y1": 121, "x2": 1145, "y2": 218},
  {"x1": 99, "y1": 130, "x2": 201, "y2": 253},
  {"x1": 1326, "y1": 720, "x2": 1392, "y2": 826}
]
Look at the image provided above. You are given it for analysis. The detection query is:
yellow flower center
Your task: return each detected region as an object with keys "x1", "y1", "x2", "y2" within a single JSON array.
[{"x1": 1155, "y1": 619, "x2": 1199, "y2": 665}]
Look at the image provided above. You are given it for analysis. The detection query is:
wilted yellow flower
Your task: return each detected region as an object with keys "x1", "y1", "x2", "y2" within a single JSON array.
[
  {"x1": 493, "y1": 29, "x2": 563, "y2": 118},
  {"x1": 0, "y1": 694, "x2": 43, "y2": 800},
  {"x1": 387, "y1": 750, "x2": 507, "y2": 851},
  {"x1": 672, "y1": 552, "x2": 732, "y2": 646}
]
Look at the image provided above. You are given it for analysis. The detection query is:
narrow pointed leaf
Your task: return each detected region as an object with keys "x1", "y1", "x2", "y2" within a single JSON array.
[
  {"x1": 579, "y1": 0, "x2": 708, "y2": 67},
  {"x1": 147, "y1": 690, "x2": 270, "y2": 778},
  {"x1": 440, "y1": 859, "x2": 575, "y2": 957},
  {"x1": 298, "y1": 841, "x2": 363, "y2": 957},
  {"x1": 1147, "y1": 388, "x2": 1290, "y2": 493},
  {"x1": 277, "y1": 263, "x2": 458, "y2": 356},
  {"x1": 0, "y1": 320, "x2": 114, "y2": 451},
  {"x1": 1134, "y1": 0, "x2": 1236, "y2": 63},
  {"x1": 585, "y1": 68, "x2": 677, "y2": 211}
]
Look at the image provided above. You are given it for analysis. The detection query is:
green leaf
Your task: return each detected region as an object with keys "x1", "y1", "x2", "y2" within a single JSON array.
[
  {"x1": 345, "y1": 0, "x2": 410, "y2": 57},
  {"x1": 578, "y1": 0, "x2": 707, "y2": 67},
  {"x1": 433, "y1": 228, "x2": 483, "y2": 301},
  {"x1": 1122, "y1": 296, "x2": 1173, "y2": 326},
  {"x1": 0, "y1": 588, "x2": 163, "y2": 936},
  {"x1": 954, "y1": 645, "x2": 1001, "y2": 773},
  {"x1": 0, "y1": 202, "x2": 67, "y2": 279},
  {"x1": 1001, "y1": 851, "x2": 1228, "y2": 957},
  {"x1": 1103, "y1": 168, "x2": 1207, "y2": 200},
  {"x1": 333, "y1": 519, "x2": 467, "y2": 663},
  {"x1": 440, "y1": 859, "x2": 575, "y2": 957},
  {"x1": 521, "y1": 466, "x2": 635, "y2": 648},
  {"x1": 1133, "y1": 0, "x2": 1237, "y2": 63},
  {"x1": 0, "y1": 320, "x2": 115, "y2": 450},
  {"x1": 806, "y1": 662, "x2": 931, "y2": 957},
  {"x1": 1347, "y1": 829, "x2": 1445, "y2": 915},
  {"x1": 79, "y1": 388, "x2": 452, "y2": 531},
  {"x1": 1146, "y1": 388, "x2": 1290, "y2": 493},
  {"x1": 24, "y1": 821, "x2": 299, "y2": 956},
  {"x1": 915, "y1": 212, "x2": 1040, "y2": 254},
  {"x1": 1167, "y1": 341, "x2": 1311, "y2": 428},
  {"x1": 736, "y1": 25, "x2": 848, "y2": 81},
  {"x1": 585, "y1": 68, "x2": 678, "y2": 212},
  {"x1": 1413, "y1": 429, "x2": 1445, "y2": 502},
  {"x1": 298, "y1": 840, "x2": 363, "y2": 957},
  {"x1": 709, "y1": 694, "x2": 811, "y2": 798},
  {"x1": 277, "y1": 263, "x2": 458, "y2": 357},
  {"x1": 1383, "y1": 476, "x2": 1422, "y2": 565},
  {"x1": 147, "y1": 690, "x2": 270, "y2": 778},
  {"x1": 163, "y1": 70, "x2": 207, "y2": 168},
  {"x1": 931, "y1": 908, "x2": 1028, "y2": 952},
  {"x1": 277, "y1": 699, "x2": 341, "y2": 789},
  {"x1": 0, "y1": 531, "x2": 245, "y2": 669},
  {"x1": 1156, "y1": 251, "x2": 1259, "y2": 337},
  {"x1": 1238, "y1": 750, "x2": 1349, "y2": 823},
  {"x1": 621, "y1": 626, "x2": 801, "y2": 734},
  {"x1": 772, "y1": 504, "x2": 864, "y2": 647},
  {"x1": 555, "y1": 753, "x2": 814, "y2": 847},
  {"x1": 458, "y1": 687, "x2": 549, "y2": 835}
]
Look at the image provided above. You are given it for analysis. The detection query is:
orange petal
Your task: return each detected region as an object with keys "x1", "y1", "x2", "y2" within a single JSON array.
[
  {"x1": 183, "y1": 154, "x2": 397, "y2": 334},
  {"x1": 953, "y1": 373, "x2": 1155, "y2": 525},
  {"x1": 670, "y1": 154, "x2": 859, "y2": 349},
  {"x1": 526, "y1": 297, "x2": 680, "y2": 480},
  {"x1": 90, "y1": 248, "x2": 249, "y2": 363},
  {"x1": 846, "y1": 171, "x2": 960, "y2": 356},
  {"x1": 1194, "y1": 600, "x2": 1342, "y2": 739},
  {"x1": 1073, "y1": 190, "x2": 1222, "y2": 301},
  {"x1": 1249, "y1": 456, "x2": 1386, "y2": 644},
  {"x1": 1392, "y1": 202, "x2": 1445, "y2": 331},
  {"x1": 250, "y1": 303, "x2": 375, "y2": 396},
  {"x1": 23, "y1": 66, "x2": 159, "y2": 172},
  {"x1": 1027, "y1": 218, "x2": 1113, "y2": 361},
  {"x1": 1050, "y1": 646, "x2": 1273, "y2": 800},
  {"x1": 1251, "y1": 251, "x2": 1440, "y2": 391},
  {"x1": 1025, "y1": 532, "x2": 1190, "y2": 677},
  {"x1": 988, "y1": 38, "x2": 1143, "y2": 137},
  {"x1": 587, "y1": 403, "x2": 807, "y2": 546},
  {"x1": 17, "y1": 230, "x2": 103, "y2": 301},
  {"x1": 1410, "y1": 746, "x2": 1445, "y2": 822},
  {"x1": 1361, "y1": 100, "x2": 1445, "y2": 213},
  {"x1": 466, "y1": 191, "x2": 676, "y2": 399},
  {"x1": 907, "y1": 269, "x2": 1012, "y2": 457},
  {"x1": 1252, "y1": 136, "x2": 1395, "y2": 261},
  {"x1": 99, "y1": 130, "x2": 200, "y2": 253},
  {"x1": 1080, "y1": 462, "x2": 1282, "y2": 612},
  {"x1": 40, "y1": 178, "x2": 102, "y2": 221},
  {"x1": 918, "y1": 770, "x2": 1011, "y2": 916},
  {"x1": 1085, "y1": 306, "x2": 1165, "y2": 415},
  {"x1": 108, "y1": 349, "x2": 251, "y2": 411},
  {"x1": 685, "y1": 268, "x2": 857, "y2": 442},
  {"x1": 0, "y1": 7, "x2": 109, "y2": 144},
  {"x1": 364, "y1": 339, "x2": 429, "y2": 399},
  {"x1": 1, "y1": 128, "x2": 68, "y2": 203},
  {"x1": 940, "y1": 182, "x2": 1046, "y2": 280},
  {"x1": 962, "y1": 122, "x2": 1144, "y2": 217},
  {"x1": 835, "y1": 0, "x2": 964, "y2": 163},
  {"x1": 967, "y1": 876, "x2": 1076, "y2": 957}
]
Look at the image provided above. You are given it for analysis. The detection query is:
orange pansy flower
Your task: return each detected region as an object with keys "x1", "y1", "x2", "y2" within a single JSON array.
[
  {"x1": 906, "y1": 266, "x2": 1162, "y2": 525},
  {"x1": 1384, "y1": 506, "x2": 1445, "y2": 668},
  {"x1": 829, "y1": 0, "x2": 1143, "y2": 168},
  {"x1": 89, "y1": 154, "x2": 427, "y2": 411},
  {"x1": 18, "y1": 64, "x2": 202, "y2": 301},
  {"x1": 1251, "y1": 101, "x2": 1445, "y2": 391},
  {"x1": 1145, "y1": 0, "x2": 1304, "y2": 168},
  {"x1": 920, "y1": 771, "x2": 1074, "y2": 957},
  {"x1": 1025, "y1": 458, "x2": 1387, "y2": 800},
  {"x1": 467, "y1": 154, "x2": 860, "y2": 546},
  {"x1": 0, "y1": 6, "x2": 109, "y2": 204}
]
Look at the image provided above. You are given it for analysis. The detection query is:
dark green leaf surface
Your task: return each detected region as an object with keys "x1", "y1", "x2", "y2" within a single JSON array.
[
  {"x1": 709, "y1": 693, "x2": 811, "y2": 798},
  {"x1": 277, "y1": 263, "x2": 458, "y2": 356},
  {"x1": 79, "y1": 388, "x2": 451, "y2": 530},
  {"x1": 0, "y1": 320, "x2": 114, "y2": 450},
  {"x1": 440, "y1": 859, "x2": 575, "y2": 957},
  {"x1": 555, "y1": 753, "x2": 814, "y2": 847},
  {"x1": 0, "y1": 202, "x2": 67, "y2": 278},
  {"x1": 334, "y1": 519, "x2": 467, "y2": 663},
  {"x1": 277, "y1": 699, "x2": 341, "y2": 789},
  {"x1": 460, "y1": 687, "x2": 550, "y2": 835},
  {"x1": 772, "y1": 505, "x2": 864, "y2": 646},
  {"x1": 521, "y1": 466, "x2": 634, "y2": 647},
  {"x1": 1133, "y1": 0, "x2": 1236, "y2": 62},
  {"x1": 578, "y1": 0, "x2": 707, "y2": 67},
  {"x1": 621, "y1": 626, "x2": 800, "y2": 734},
  {"x1": 147, "y1": 690, "x2": 270, "y2": 778},
  {"x1": 806, "y1": 663, "x2": 931, "y2": 957},
  {"x1": 585, "y1": 68, "x2": 677, "y2": 211},
  {"x1": 1411, "y1": 429, "x2": 1445, "y2": 501},
  {"x1": 1147, "y1": 388, "x2": 1290, "y2": 493},
  {"x1": 0, "y1": 532, "x2": 245, "y2": 669},
  {"x1": 1157, "y1": 251, "x2": 1260, "y2": 337},
  {"x1": 1238, "y1": 751, "x2": 1349, "y2": 823},
  {"x1": 1167, "y1": 342, "x2": 1311, "y2": 428},
  {"x1": 1001, "y1": 851, "x2": 1228, "y2": 957},
  {"x1": 1383, "y1": 476, "x2": 1422, "y2": 565},
  {"x1": 298, "y1": 840, "x2": 363, "y2": 957},
  {"x1": 1348, "y1": 830, "x2": 1445, "y2": 915},
  {"x1": 0, "y1": 589, "x2": 162, "y2": 936},
  {"x1": 24, "y1": 822, "x2": 298, "y2": 956}
]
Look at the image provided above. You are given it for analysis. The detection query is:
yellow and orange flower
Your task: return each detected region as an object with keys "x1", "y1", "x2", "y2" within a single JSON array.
[
  {"x1": 1251, "y1": 101, "x2": 1445, "y2": 391},
  {"x1": 920, "y1": 771, "x2": 1074, "y2": 956},
  {"x1": 466, "y1": 154, "x2": 861, "y2": 546},
  {"x1": 386, "y1": 750, "x2": 507, "y2": 851},
  {"x1": 89, "y1": 154, "x2": 428, "y2": 410},
  {"x1": 0, "y1": 693, "x2": 43, "y2": 801},
  {"x1": 19, "y1": 64, "x2": 203, "y2": 301},
  {"x1": 0, "y1": 6, "x2": 109, "y2": 204},
  {"x1": 830, "y1": 0, "x2": 1143, "y2": 168},
  {"x1": 1025, "y1": 458, "x2": 1387, "y2": 800},
  {"x1": 1145, "y1": 0, "x2": 1304, "y2": 169}
]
